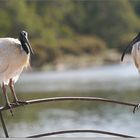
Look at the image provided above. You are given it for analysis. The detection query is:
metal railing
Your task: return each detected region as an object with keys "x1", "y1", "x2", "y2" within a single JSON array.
[{"x1": 0, "y1": 96, "x2": 138, "y2": 138}]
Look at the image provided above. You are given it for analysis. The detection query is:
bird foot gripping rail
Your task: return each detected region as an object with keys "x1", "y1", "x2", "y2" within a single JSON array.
[{"x1": 0, "y1": 96, "x2": 139, "y2": 138}]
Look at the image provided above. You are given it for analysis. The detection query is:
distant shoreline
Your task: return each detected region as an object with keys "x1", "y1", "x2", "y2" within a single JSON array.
[{"x1": 38, "y1": 50, "x2": 132, "y2": 72}]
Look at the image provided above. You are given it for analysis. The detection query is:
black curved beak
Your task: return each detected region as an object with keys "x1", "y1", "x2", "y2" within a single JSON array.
[
  {"x1": 121, "y1": 35, "x2": 139, "y2": 61},
  {"x1": 121, "y1": 44, "x2": 132, "y2": 62},
  {"x1": 25, "y1": 37, "x2": 34, "y2": 54}
]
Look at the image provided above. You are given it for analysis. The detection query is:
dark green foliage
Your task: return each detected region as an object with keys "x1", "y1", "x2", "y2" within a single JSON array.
[
  {"x1": 66, "y1": 0, "x2": 140, "y2": 48},
  {"x1": 0, "y1": 0, "x2": 140, "y2": 67}
]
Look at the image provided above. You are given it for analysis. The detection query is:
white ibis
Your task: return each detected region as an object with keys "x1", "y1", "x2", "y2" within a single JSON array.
[
  {"x1": 0, "y1": 31, "x2": 33, "y2": 115},
  {"x1": 121, "y1": 32, "x2": 140, "y2": 68},
  {"x1": 121, "y1": 32, "x2": 140, "y2": 113}
]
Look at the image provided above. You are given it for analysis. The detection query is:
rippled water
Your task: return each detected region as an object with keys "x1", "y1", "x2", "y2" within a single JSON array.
[
  {"x1": 0, "y1": 63, "x2": 140, "y2": 137},
  {"x1": 6, "y1": 107, "x2": 140, "y2": 137}
]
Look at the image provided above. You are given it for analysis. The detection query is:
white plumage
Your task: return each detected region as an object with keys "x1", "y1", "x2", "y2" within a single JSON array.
[
  {"x1": 131, "y1": 41, "x2": 140, "y2": 73},
  {"x1": 121, "y1": 32, "x2": 140, "y2": 72},
  {"x1": 0, "y1": 31, "x2": 33, "y2": 115},
  {"x1": 0, "y1": 38, "x2": 29, "y2": 85},
  {"x1": 121, "y1": 32, "x2": 140, "y2": 113}
]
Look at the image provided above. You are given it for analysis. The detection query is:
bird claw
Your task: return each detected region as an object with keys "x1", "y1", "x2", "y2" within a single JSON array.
[
  {"x1": 133, "y1": 104, "x2": 140, "y2": 114},
  {"x1": 4, "y1": 100, "x2": 28, "y2": 116}
]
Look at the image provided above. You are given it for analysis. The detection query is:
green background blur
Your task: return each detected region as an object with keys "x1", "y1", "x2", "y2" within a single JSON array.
[{"x1": 0, "y1": 0, "x2": 140, "y2": 70}]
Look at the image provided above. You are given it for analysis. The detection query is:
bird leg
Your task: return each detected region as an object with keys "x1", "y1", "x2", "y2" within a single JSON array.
[
  {"x1": 133, "y1": 104, "x2": 140, "y2": 113},
  {"x1": 9, "y1": 79, "x2": 28, "y2": 105},
  {"x1": 2, "y1": 83, "x2": 13, "y2": 116}
]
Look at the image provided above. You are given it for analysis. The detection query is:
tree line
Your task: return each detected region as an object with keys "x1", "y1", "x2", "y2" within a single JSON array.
[{"x1": 0, "y1": 0, "x2": 140, "y2": 67}]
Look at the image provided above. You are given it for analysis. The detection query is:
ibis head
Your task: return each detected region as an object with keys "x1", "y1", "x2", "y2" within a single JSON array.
[
  {"x1": 121, "y1": 32, "x2": 140, "y2": 61},
  {"x1": 19, "y1": 31, "x2": 34, "y2": 54}
]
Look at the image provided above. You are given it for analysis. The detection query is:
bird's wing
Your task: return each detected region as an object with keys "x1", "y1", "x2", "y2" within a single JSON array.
[
  {"x1": 0, "y1": 51, "x2": 9, "y2": 73},
  {"x1": 121, "y1": 35, "x2": 140, "y2": 61},
  {"x1": 0, "y1": 38, "x2": 20, "y2": 73},
  {"x1": 131, "y1": 42, "x2": 140, "y2": 71},
  {"x1": 131, "y1": 45, "x2": 139, "y2": 68}
]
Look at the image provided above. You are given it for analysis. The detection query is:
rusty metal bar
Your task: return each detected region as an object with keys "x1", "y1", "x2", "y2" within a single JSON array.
[
  {"x1": 0, "y1": 96, "x2": 138, "y2": 112},
  {"x1": 0, "y1": 96, "x2": 138, "y2": 138},
  {"x1": 27, "y1": 129, "x2": 135, "y2": 138},
  {"x1": 0, "y1": 111, "x2": 9, "y2": 138}
]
